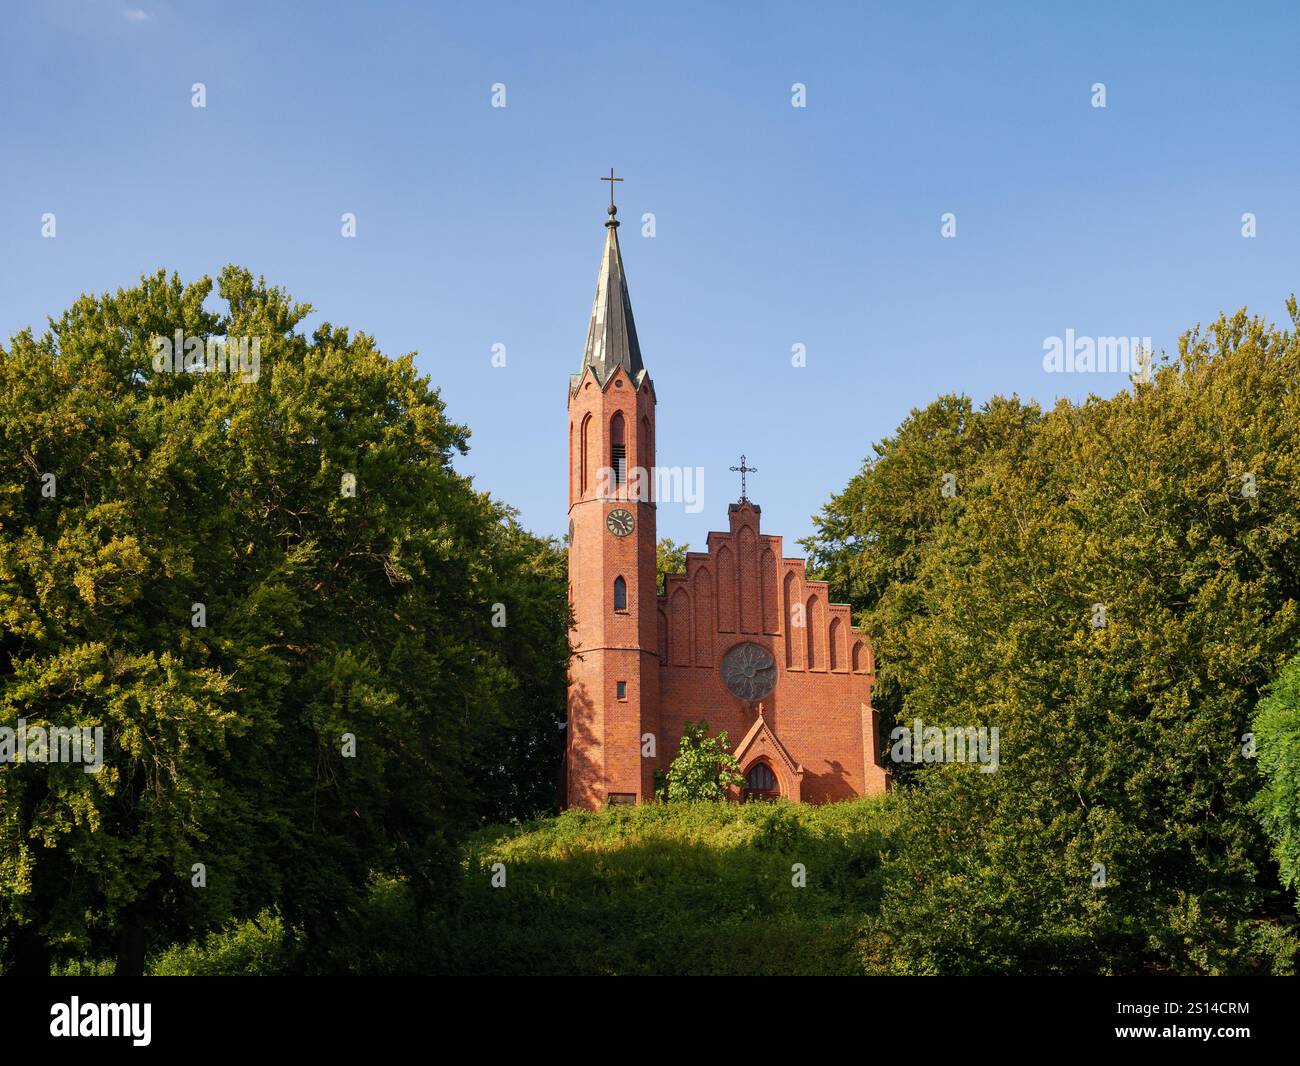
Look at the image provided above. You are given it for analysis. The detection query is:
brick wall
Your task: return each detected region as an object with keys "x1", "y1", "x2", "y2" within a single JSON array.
[{"x1": 566, "y1": 373, "x2": 889, "y2": 810}]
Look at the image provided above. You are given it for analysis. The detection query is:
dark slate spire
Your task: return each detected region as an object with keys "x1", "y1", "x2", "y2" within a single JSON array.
[{"x1": 578, "y1": 201, "x2": 645, "y2": 386}]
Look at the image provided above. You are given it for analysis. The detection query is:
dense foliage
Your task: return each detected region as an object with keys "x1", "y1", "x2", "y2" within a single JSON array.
[
  {"x1": 802, "y1": 392, "x2": 1042, "y2": 785},
  {"x1": 104, "y1": 799, "x2": 892, "y2": 976},
  {"x1": 452, "y1": 799, "x2": 895, "y2": 974},
  {"x1": 1252, "y1": 653, "x2": 1300, "y2": 892},
  {"x1": 805, "y1": 303, "x2": 1300, "y2": 973},
  {"x1": 656, "y1": 536, "x2": 689, "y2": 595},
  {"x1": 663, "y1": 721, "x2": 744, "y2": 802},
  {"x1": 0, "y1": 269, "x2": 568, "y2": 975}
]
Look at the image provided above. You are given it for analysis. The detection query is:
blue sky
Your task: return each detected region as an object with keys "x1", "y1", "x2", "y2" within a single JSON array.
[{"x1": 2, "y1": 1, "x2": 1297, "y2": 551}]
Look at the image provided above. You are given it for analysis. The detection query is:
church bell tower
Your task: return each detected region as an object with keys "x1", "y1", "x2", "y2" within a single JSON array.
[{"x1": 565, "y1": 177, "x2": 660, "y2": 810}]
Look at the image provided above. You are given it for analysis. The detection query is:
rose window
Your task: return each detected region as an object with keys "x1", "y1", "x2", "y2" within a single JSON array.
[{"x1": 720, "y1": 642, "x2": 777, "y2": 701}]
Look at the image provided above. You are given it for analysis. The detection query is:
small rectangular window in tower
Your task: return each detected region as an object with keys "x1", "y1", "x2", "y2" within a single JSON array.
[
  {"x1": 607, "y1": 793, "x2": 636, "y2": 806},
  {"x1": 616, "y1": 681, "x2": 627, "y2": 700}
]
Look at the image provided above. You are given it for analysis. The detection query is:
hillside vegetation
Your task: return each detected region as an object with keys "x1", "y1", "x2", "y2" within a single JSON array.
[
  {"x1": 50, "y1": 799, "x2": 898, "y2": 976},
  {"x1": 12, "y1": 279, "x2": 1300, "y2": 976},
  {"x1": 453, "y1": 799, "x2": 899, "y2": 975}
]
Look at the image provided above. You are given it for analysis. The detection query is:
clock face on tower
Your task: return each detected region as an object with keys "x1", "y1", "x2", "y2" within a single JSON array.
[{"x1": 606, "y1": 508, "x2": 634, "y2": 537}]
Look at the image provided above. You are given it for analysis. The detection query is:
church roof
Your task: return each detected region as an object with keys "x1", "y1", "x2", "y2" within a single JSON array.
[
  {"x1": 734, "y1": 709, "x2": 804, "y2": 778},
  {"x1": 575, "y1": 204, "x2": 645, "y2": 387}
]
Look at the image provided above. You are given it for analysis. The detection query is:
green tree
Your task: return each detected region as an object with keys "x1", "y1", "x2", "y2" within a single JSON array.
[
  {"x1": 0, "y1": 268, "x2": 568, "y2": 975},
  {"x1": 833, "y1": 304, "x2": 1300, "y2": 973},
  {"x1": 656, "y1": 537, "x2": 689, "y2": 595},
  {"x1": 1252, "y1": 652, "x2": 1300, "y2": 892},
  {"x1": 664, "y1": 721, "x2": 744, "y2": 802},
  {"x1": 802, "y1": 394, "x2": 1041, "y2": 781},
  {"x1": 466, "y1": 518, "x2": 571, "y2": 824}
]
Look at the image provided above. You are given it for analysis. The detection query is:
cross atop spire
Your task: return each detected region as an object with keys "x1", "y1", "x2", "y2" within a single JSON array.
[
  {"x1": 730, "y1": 455, "x2": 757, "y2": 502},
  {"x1": 600, "y1": 167, "x2": 623, "y2": 215}
]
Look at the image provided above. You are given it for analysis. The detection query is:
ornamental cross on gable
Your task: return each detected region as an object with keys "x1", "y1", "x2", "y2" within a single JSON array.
[{"x1": 730, "y1": 454, "x2": 757, "y2": 502}]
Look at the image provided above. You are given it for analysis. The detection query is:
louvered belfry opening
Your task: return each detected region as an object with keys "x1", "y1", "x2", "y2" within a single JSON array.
[{"x1": 611, "y1": 412, "x2": 627, "y2": 488}]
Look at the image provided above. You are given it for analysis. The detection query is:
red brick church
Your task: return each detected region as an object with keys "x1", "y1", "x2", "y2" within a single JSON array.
[{"x1": 564, "y1": 188, "x2": 890, "y2": 809}]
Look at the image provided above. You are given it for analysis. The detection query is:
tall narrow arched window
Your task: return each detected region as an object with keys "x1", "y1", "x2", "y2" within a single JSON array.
[
  {"x1": 580, "y1": 414, "x2": 592, "y2": 495},
  {"x1": 610, "y1": 412, "x2": 626, "y2": 488},
  {"x1": 806, "y1": 594, "x2": 823, "y2": 669},
  {"x1": 613, "y1": 576, "x2": 628, "y2": 611},
  {"x1": 742, "y1": 762, "x2": 779, "y2": 802}
]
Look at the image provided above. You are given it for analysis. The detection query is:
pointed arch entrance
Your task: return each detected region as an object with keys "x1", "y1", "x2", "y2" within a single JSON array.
[{"x1": 732, "y1": 707, "x2": 804, "y2": 803}]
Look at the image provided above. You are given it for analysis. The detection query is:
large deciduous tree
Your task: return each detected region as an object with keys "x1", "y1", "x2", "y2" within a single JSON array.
[
  {"x1": 0, "y1": 267, "x2": 567, "y2": 974},
  {"x1": 809, "y1": 303, "x2": 1300, "y2": 973},
  {"x1": 802, "y1": 393, "x2": 1041, "y2": 783}
]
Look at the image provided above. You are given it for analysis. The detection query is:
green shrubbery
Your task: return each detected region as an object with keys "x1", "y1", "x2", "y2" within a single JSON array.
[
  {"x1": 150, "y1": 913, "x2": 293, "y2": 976},
  {"x1": 1252, "y1": 652, "x2": 1300, "y2": 893},
  {"x1": 662, "y1": 721, "x2": 744, "y2": 802},
  {"x1": 450, "y1": 799, "x2": 898, "y2": 976},
  {"x1": 48, "y1": 800, "x2": 898, "y2": 975},
  {"x1": 51, "y1": 780, "x2": 1298, "y2": 974}
]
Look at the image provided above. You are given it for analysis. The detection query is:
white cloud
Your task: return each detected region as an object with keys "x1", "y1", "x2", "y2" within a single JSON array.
[{"x1": 122, "y1": 8, "x2": 150, "y2": 22}]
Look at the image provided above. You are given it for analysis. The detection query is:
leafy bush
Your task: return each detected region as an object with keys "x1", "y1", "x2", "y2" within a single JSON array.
[
  {"x1": 1252, "y1": 652, "x2": 1300, "y2": 892},
  {"x1": 664, "y1": 721, "x2": 744, "y2": 802},
  {"x1": 50, "y1": 957, "x2": 115, "y2": 977},
  {"x1": 150, "y1": 912, "x2": 293, "y2": 976},
  {"x1": 450, "y1": 798, "x2": 898, "y2": 975}
]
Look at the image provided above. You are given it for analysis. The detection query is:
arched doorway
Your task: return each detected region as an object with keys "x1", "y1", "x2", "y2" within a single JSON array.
[{"x1": 742, "y1": 761, "x2": 780, "y2": 803}]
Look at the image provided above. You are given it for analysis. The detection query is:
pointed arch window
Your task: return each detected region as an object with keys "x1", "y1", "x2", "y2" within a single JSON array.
[
  {"x1": 613, "y1": 575, "x2": 628, "y2": 612},
  {"x1": 580, "y1": 414, "x2": 592, "y2": 495},
  {"x1": 806, "y1": 595, "x2": 820, "y2": 669},
  {"x1": 742, "y1": 762, "x2": 780, "y2": 802}
]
